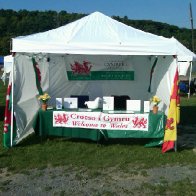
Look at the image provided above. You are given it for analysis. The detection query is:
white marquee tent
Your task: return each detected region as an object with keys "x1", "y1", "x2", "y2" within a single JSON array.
[
  {"x1": 1, "y1": 55, "x2": 13, "y2": 84},
  {"x1": 5, "y1": 11, "x2": 196, "y2": 147}
]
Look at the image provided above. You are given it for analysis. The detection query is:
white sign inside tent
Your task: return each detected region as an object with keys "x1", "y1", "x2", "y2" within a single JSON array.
[
  {"x1": 53, "y1": 111, "x2": 148, "y2": 131},
  {"x1": 64, "y1": 55, "x2": 135, "y2": 80}
]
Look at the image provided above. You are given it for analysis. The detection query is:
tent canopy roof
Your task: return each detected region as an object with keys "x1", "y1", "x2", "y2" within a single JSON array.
[{"x1": 12, "y1": 11, "x2": 196, "y2": 60}]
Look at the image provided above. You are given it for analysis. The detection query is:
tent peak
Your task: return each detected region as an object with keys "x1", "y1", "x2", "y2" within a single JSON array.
[
  {"x1": 89, "y1": 11, "x2": 105, "y2": 15},
  {"x1": 12, "y1": 11, "x2": 187, "y2": 56}
]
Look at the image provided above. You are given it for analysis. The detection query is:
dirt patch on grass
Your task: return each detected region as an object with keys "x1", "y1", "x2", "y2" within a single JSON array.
[{"x1": 0, "y1": 165, "x2": 195, "y2": 195}]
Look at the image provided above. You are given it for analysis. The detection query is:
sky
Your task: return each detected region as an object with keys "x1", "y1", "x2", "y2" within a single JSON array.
[{"x1": 0, "y1": 0, "x2": 196, "y2": 29}]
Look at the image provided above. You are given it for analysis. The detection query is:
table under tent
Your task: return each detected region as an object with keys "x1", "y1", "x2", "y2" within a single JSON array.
[{"x1": 4, "y1": 12, "x2": 196, "y2": 153}]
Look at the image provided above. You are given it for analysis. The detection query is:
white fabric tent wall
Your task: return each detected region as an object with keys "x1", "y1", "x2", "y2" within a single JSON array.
[{"x1": 13, "y1": 54, "x2": 49, "y2": 143}]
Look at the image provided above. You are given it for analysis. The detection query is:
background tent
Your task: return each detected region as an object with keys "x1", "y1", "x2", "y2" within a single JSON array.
[
  {"x1": 1, "y1": 55, "x2": 13, "y2": 84},
  {"x1": 3, "y1": 55, "x2": 13, "y2": 73},
  {"x1": 5, "y1": 12, "x2": 196, "y2": 147}
]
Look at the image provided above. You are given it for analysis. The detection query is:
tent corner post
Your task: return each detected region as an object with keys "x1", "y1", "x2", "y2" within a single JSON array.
[
  {"x1": 10, "y1": 57, "x2": 14, "y2": 147},
  {"x1": 188, "y1": 62, "x2": 193, "y2": 99},
  {"x1": 174, "y1": 140, "x2": 177, "y2": 152}
]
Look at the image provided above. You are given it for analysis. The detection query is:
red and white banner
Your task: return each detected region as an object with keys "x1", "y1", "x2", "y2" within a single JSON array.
[{"x1": 53, "y1": 111, "x2": 149, "y2": 131}]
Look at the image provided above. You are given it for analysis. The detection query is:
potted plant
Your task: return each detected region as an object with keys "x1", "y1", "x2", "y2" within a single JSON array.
[
  {"x1": 38, "y1": 93, "x2": 51, "y2": 111},
  {"x1": 150, "y1": 95, "x2": 161, "y2": 114}
]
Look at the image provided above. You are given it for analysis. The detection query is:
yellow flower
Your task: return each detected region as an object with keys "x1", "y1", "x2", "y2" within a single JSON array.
[
  {"x1": 38, "y1": 93, "x2": 51, "y2": 103},
  {"x1": 150, "y1": 95, "x2": 161, "y2": 106}
]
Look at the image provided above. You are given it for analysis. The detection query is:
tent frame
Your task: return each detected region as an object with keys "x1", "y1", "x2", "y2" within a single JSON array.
[{"x1": 10, "y1": 55, "x2": 14, "y2": 147}]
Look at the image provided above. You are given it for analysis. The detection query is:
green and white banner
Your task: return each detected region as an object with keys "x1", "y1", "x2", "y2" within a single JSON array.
[
  {"x1": 53, "y1": 111, "x2": 148, "y2": 131},
  {"x1": 65, "y1": 55, "x2": 134, "y2": 80}
]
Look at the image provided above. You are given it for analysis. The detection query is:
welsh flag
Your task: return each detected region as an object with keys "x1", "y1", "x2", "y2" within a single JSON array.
[
  {"x1": 162, "y1": 69, "x2": 180, "y2": 153},
  {"x1": 3, "y1": 75, "x2": 16, "y2": 148}
]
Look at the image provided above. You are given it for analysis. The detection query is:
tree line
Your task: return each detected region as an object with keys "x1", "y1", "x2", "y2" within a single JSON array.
[{"x1": 0, "y1": 9, "x2": 195, "y2": 56}]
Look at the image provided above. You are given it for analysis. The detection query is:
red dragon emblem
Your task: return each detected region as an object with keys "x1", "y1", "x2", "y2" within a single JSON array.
[
  {"x1": 132, "y1": 117, "x2": 147, "y2": 128},
  {"x1": 54, "y1": 113, "x2": 69, "y2": 125},
  {"x1": 70, "y1": 61, "x2": 92, "y2": 75},
  {"x1": 165, "y1": 118, "x2": 174, "y2": 130}
]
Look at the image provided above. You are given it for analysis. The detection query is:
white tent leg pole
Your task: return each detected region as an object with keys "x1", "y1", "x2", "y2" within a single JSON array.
[
  {"x1": 175, "y1": 57, "x2": 178, "y2": 152},
  {"x1": 188, "y1": 62, "x2": 192, "y2": 99},
  {"x1": 10, "y1": 57, "x2": 14, "y2": 147}
]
